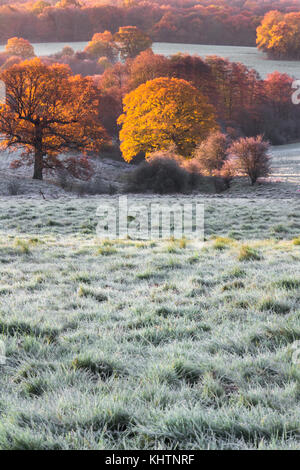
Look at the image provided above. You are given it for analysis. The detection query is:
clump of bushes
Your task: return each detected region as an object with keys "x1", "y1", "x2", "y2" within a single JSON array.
[
  {"x1": 126, "y1": 133, "x2": 270, "y2": 194},
  {"x1": 195, "y1": 131, "x2": 270, "y2": 187},
  {"x1": 126, "y1": 149, "x2": 201, "y2": 194}
]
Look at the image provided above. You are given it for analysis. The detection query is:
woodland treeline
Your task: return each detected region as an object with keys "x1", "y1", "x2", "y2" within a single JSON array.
[
  {"x1": 1, "y1": 0, "x2": 300, "y2": 45},
  {"x1": 3, "y1": 43, "x2": 298, "y2": 146},
  {"x1": 96, "y1": 50, "x2": 300, "y2": 146}
]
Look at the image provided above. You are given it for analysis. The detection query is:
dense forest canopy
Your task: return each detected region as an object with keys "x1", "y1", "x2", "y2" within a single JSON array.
[{"x1": 1, "y1": 0, "x2": 300, "y2": 45}]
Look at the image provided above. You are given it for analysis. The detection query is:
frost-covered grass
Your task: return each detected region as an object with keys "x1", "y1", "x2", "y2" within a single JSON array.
[{"x1": 0, "y1": 197, "x2": 299, "y2": 450}]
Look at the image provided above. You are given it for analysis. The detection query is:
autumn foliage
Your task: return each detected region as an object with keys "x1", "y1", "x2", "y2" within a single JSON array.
[
  {"x1": 0, "y1": 58, "x2": 108, "y2": 180},
  {"x1": 84, "y1": 31, "x2": 118, "y2": 62},
  {"x1": 194, "y1": 131, "x2": 230, "y2": 176},
  {"x1": 228, "y1": 135, "x2": 271, "y2": 185},
  {"x1": 1, "y1": 0, "x2": 300, "y2": 46},
  {"x1": 0, "y1": 6, "x2": 296, "y2": 186},
  {"x1": 257, "y1": 10, "x2": 300, "y2": 59},
  {"x1": 96, "y1": 47, "x2": 300, "y2": 146},
  {"x1": 114, "y1": 26, "x2": 152, "y2": 60},
  {"x1": 5, "y1": 37, "x2": 35, "y2": 59},
  {"x1": 118, "y1": 77, "x2": 218, "y2": 162}
]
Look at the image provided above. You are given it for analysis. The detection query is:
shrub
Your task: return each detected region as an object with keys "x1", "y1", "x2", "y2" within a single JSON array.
[
  {"x1": 127, "y1": 148, "x2": 224, "y2": 194},
  {"x1": 127, "y1": 149, "x2": 235, "y2": 194},
  {"x1": 127, "y1": 150, "x2": 190, "y2": 194},
  {"x1": 272, "y1": 224, "x2": 288, "y2": 234},
  {"x1": 193, "y1": 132, "x2": 236, "y2": 189},
  {"x1": 194, "y1": 131, "x2": 229, "y2": 175},
  {"x1": 218, "y1": 158, "x2": 236, "y2": 189},
  {"x1": 228, "y1": 135, "x2": 270, "y2": 185},
  {"x1": 212, "y1": 175, "x2": 230, "y2": 192},
  {"x1": 183, "y1": 158, "x2": 229, "y2": 192},
  {"x1": 182, "y1": 158, "x2": 209, "y2": 189}
]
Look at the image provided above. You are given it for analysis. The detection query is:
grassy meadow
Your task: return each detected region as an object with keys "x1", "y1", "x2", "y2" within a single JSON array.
[{"x1": 0, "y1": 197, "x2": 299, "y2": 450}]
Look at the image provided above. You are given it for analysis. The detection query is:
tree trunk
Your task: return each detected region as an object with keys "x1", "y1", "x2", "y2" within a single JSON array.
[
  {"x1": 33, "y1": 149, "x2": 43, "y2": 180},
  {"x1": 33, "y1": 126, "x2": 43, "y2": 180}
]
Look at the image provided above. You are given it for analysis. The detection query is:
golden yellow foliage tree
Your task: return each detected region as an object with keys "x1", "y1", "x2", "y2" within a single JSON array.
[
  {"x1": 118, "y1": 77, "x2": 218, "y2": 162},
  {"x1": 257, "y1": 10, "x2": 300, "y2": 59},
  {"x1": 0, "y1": 58, "x2": 108, "y2": 180},
  {"x1": 5, "y1": 37, "x2": 35, "y2": 59}
]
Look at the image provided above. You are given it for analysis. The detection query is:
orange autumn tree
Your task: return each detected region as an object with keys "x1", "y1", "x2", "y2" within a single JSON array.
[
  {"x1": 31, "y1": 1, "x2": 51, "y2": 15},
  {"x1": 84, "y1": 31, "x2": 118, "y2": 62},
  {"x1": 0, "y1": 58, "x2": 108, "y2": 180},
  {"x1": 257, "y1": 11, "x2": 300, "y2": 59},
  {"x1": 118, "y1": 77, "x2": 218, "y2": 162},
  {"x1": 5, "y1": 37, "x2": 35, "y2": 59},
  {"x1": 114, "y1": 26, "x2": 152, "y2": 60}
]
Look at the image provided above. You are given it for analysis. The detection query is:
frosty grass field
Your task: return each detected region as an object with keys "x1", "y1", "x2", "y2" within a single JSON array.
[{"x1": 0, "y1": 196, "x2": 299, "y2": 450}]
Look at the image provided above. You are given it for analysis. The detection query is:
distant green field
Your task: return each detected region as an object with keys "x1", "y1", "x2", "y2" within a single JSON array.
[{"x1": 0, "y1": 197, "x2": 299, "y2": 450}]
